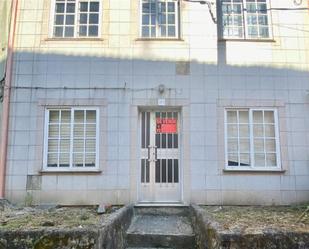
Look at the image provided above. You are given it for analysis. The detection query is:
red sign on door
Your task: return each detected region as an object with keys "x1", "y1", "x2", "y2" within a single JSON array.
[{"x1": 156, "y1": 118, "x2": 177, "y2": 133}]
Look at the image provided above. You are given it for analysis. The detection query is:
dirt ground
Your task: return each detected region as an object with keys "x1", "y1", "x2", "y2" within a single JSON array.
[
  {"x1": 0, "y1": 201, "x2": 120, "y2": 230},
  {"x1": 203, "y1": 204, "x2": 309, "y2": 233},
  {"x1": 1, "y1": 201, "x2": 308, "y2": 233}
]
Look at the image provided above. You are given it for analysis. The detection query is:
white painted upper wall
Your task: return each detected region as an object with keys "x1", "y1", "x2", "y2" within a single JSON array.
[{"x1": 14, "y1": 0, "x2": 309, "y2": 69}]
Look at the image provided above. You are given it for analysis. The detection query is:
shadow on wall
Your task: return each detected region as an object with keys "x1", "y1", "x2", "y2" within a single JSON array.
[
  {"x1": 3, "y1": 50, "x2": 309, "y2": 205},
  {"x1": 11, "y1": 51, "x2": 309, "y2": 96}
]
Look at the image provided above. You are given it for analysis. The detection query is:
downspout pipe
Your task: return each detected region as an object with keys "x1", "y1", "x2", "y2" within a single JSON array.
[{"x1": 0, "y1": 0, "x2": 19, "y2": 199}]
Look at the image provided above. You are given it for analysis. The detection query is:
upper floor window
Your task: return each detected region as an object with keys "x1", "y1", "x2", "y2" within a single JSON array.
[
  {"x1": 221, "y1": 0, "x2": 271, "y2": 39},
  {"x1": 44, "y1": 108, "x2": 99, "y2": 171},
  {"x1": 225, "y1": 109, "x2": 280, "y2": 170},
  {"x1": 141, "y1": 0, "x2": 179, "y2": 38},
  {"x1": 52, "y1": 0, "x2": 101, "y2": 38}
]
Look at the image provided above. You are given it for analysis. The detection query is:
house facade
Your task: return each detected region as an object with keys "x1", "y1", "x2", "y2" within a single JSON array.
[{"x1": 3, "y1": 0, "x2": 309, "y2": 205}]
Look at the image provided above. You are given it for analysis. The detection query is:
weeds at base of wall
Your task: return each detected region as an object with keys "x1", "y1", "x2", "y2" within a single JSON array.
[
  {"x1": 0, "y1": 203, "x2": 134, "y2": 249},
  {"x1": 24, "y1": 192, "x2": 34, "y2": 207}
]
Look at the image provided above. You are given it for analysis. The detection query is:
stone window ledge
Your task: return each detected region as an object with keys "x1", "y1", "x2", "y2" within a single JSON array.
[
  {"x1": 45, "y1": 38, "x2": 104, "y2": 42},
  {"x1": 223, "y1": 169, "x2": 286, "y2": 174},
  {"x1": 218, "y1": 38, "x2": 276, "y2": 43},
  {"x1": 39, "y1": 170, "x2": 102, "y2": 175}
]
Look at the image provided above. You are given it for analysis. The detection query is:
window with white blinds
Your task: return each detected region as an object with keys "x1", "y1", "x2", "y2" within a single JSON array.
[
  {"x1": 44, "y1": 108, "x2": 99, "y2": 170},
  {"x1": 225, "y1": 109, "x2": 281, "y2": 170}
]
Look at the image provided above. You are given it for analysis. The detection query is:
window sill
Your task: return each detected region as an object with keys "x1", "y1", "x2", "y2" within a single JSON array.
[
  {"x1": 40, "y1": 169, "x2": 102, "y2": 174},
  {"x1": 218, "y1": 38, "x2": 276, "y2": 43},
  {"x1": 223, "y1": 169, "x2": 285, "y2": 173},
  {"x1": 135, "y1": 38, "x2": 184, "y2": 42},
  {"x1": 45, "y1": 38, "x2": 104, "y2": 42}
]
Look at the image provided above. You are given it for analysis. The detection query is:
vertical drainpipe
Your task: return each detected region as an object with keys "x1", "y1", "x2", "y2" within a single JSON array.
[{"x1": 0, "y1": 0, "x2": 19, "y2": 199}]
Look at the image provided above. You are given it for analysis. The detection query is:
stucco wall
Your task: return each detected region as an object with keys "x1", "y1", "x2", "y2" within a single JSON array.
[
  {"x1": 0, "y1": 102, "x2": 2, "y2": 144},
  {"x1": 5, "y1": 0, "x2": 309, "y2": 205}
]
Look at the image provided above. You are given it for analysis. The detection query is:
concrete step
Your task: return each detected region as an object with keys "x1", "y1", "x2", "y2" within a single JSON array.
[
  {"x1": 126, "y1": 214, "x2": 196, "y2": 249},
  {"x1": 126, "y1": 248, "x2": 173, "y2": 249},
  {"x1": 133, "y1": 206, "x2": 190, "y2": 216}
]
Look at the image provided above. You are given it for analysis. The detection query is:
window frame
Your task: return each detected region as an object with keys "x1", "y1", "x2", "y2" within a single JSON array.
[
  {"x1": 49, "y1": 0, "x2": 102, "y2": 39},
  {"x1": 219, "y1": 0, "x2": 273, "y2": 40},
  {"x1": 43, "y1": 107, "x2": 100, "y2": 172},
  {"x1": 139, "y1": 0, "x2": 180, "y2": 39},
  {"x1": 224, "y1": 108, "x2": 281, "y2": 171}
]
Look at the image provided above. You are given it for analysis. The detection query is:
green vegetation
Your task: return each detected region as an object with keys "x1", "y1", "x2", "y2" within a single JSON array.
[
  {"x1": 203, "y1": 204, "x2": 309, "y2": 233},
  {"x1": 0, "y1": 207, "x2": 101, "y2": 230}
]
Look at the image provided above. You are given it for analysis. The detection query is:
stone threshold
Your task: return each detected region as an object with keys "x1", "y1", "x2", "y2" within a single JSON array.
[{"x1": 135, "y1": 202, "x2": 188, "y2": 207}]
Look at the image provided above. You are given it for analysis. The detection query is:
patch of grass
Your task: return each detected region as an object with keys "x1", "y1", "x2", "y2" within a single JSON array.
[
  {"x1": 203, "y1": 204, "x2": 309, "y2": 233},
  {"x1": 0, "y1": 206, "x2": 117, "y2": 230}
]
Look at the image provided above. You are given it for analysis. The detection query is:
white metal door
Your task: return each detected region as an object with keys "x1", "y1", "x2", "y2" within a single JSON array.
[{"x1": 139, "y1": 111, "x2": 181, "y2": 202}]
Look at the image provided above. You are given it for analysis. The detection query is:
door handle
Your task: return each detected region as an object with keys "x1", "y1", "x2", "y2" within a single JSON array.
[
  {"x1": 148, "y1": 145, "x2": 151, "y2": 162},
  {"x1": 147, "y1": 146, "x2": 157, "y2": 162},
  {"x1": 154, "y1": 146, "x2": 157, "y2": 162}
]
